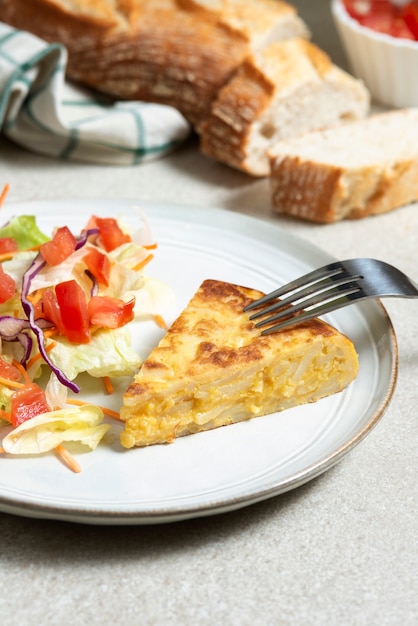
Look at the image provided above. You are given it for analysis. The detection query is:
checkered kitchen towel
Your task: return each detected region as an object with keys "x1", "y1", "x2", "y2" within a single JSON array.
[{"x1": 0, "y1": 22, "x2": 191, "y2": 164}]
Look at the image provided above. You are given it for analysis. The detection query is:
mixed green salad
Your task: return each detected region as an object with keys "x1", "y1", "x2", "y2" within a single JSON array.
[{"x1": 0, "y1": 206, "x2": 168, "y2": 471}]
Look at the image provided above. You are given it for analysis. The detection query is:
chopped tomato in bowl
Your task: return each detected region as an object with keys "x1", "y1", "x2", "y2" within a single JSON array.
[
  {"x1": 342, "y1": 1, "x2": 418, "y2": 39},
  {"x1": 332, "y1": 0, "x2": 418, "y2": 107}
]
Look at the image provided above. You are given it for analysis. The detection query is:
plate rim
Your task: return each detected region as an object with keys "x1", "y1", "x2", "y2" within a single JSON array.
[{"x1": 0, "y1": 198, "x2": 398, "y2": 524}]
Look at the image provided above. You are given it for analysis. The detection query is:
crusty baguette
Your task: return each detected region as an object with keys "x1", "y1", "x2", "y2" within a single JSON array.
[
  {"x1": 0, "y1": 0, "x2": 309, "y2": 126},
  {"x1": 268, "y1": 108, "x2": 418, "y2": 223},
  {"x1": 199, "y1": 38, "x2": 370, "y2": 176}
]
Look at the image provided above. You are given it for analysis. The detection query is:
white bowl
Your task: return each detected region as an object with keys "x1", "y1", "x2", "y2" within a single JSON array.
[{"x1": 331, "y1": 0, "x2": 418, "y2": 107}]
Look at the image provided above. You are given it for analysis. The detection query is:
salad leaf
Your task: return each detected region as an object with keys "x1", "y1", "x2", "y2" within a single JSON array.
[
  {"x1": 44, "y1": 327, "x2": 142, "y2": 379},
  {"x1": 0, "y1": 215, "x2": 49, "y2": 250},
  {"x1": 0, "y1": 384, "x2": 13, "y2": 419},
  {"x1": 0, "y1": 211, "x2": 172, "y2": 467},
  {"x1": 2, "y1": 404, "x2": 109, "y2": 454},
  {"x1": 130, "y1": 276, "x2": 175, "y2": 319}
]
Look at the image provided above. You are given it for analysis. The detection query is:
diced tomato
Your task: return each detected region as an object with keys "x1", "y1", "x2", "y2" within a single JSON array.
[
  {"x1": 40, "y1": 226, "x2": 77, "y2": 266},
  {"x1": 87, "y1": 216, "x2": 131, "y2": 252},
  {"x1": 403, "y1": 4, "x2": 418, "y2": 39},
  {"x1": 358, "y1": 12, "x2": 395, "y2": 33},
  {"x1": 343, "y1": 0, "x2": 392, "y2": 21},
  {"x1": 83, "y1": 247, "x2": 111, "y2": 286},
  {"x1": 0, "y1": 264, "x2": 16, "y2": 303},
  {"x1": 389, "y1": 16, "x2": 416, "y2": 39},
  {"x1": 0, "y1": 356, "x2": 21, "y2": 382},
  {"x1": 10, "y1": 382, "x2": 51, "y2": 427},
  {"x1": 343, "y1": 0, "x2": 418, "y2": 39},
  {"x1": 41, "y1": 288, "x2": 66, "y2": 335},
  {"x1": 55, "y1": 280, "x2": 90, "y2": 344},
  {"x1": 0, "y1": 237, "x2": 18, "y2": 255},
  {"x1": 359, "y1": 12, "x2": 414, "y2": 37},
  {"x1": 88, "y1": 295, "x2": 135, "y2": 329}
]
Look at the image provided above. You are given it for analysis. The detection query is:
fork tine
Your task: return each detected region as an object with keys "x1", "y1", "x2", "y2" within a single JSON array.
[
  {"x1": 245, "y1": 257, "x2": 418, "y2": 335},
  {"x1": 243, "y1": 263, "x2": 345, "y2": 312},
  {"x1": 248, "y1": 273, "x2": 361, "y2": 321},
  {"x1": 254, "y1": 283, "x2": 362, "y2": 329},
  {"x1": 259, "y1": 289, "x2": 364, "y2": 334}
]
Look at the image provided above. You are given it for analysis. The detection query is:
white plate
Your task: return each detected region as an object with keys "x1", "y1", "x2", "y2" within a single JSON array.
[{"x1": 0, "y1": 199, "x2": 397, "y2": 525}]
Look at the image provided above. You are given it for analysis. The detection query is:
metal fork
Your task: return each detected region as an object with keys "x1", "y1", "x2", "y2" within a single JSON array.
[{"x1": 244, "y1": 258, "x2": 418, "y2": 334}]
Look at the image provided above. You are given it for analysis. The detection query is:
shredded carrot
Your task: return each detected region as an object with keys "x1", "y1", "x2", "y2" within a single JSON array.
[
  {"x1": 153, "y1": 314, "x2": 168, "y2": 330},
  {"x1": 25, "y1": 354, "x2": 42, "y2": 370},
  {"x1": 54, "y1": 444, "x2": 82, "y2": 473},
  {"x1": 0, "y1": 183, "x2": 10, "y2": 208},
  {"x1": 26, "y1": 341, "x2": 56, "y2": 370},
  {"x1": 143, "y1": 242, "x2": 157, "y2": 250},
  {"x1": 133, "y1": 253, "x2": 154, "y2": 272},
  {"x1": 12, "y1": 359, "x2": 31, "y2": 384},
  {"x1": 26, "y1": 291, "x2": 43, "y2": 305},
  {"x1": 43, "y1": 328, "x2": 59, "y2": 339},
  {"x1": 0, "y1": 376, "x2": 24, "y2": 389},
  {"x1": 0, "y1": 252, "x2": 15, "y2": 262},
  {"x1": 66, "y1": 398, "x2": 122, "y2": 421},
  {"x1": 103, "y1": 376, "x2": 114, "y2": 395},
  {"x1": 0, "y1": 446, "x2": 5, "y2": 454}
]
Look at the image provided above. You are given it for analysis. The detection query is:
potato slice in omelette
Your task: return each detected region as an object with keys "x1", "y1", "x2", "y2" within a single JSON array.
[{"x1": 120, "y1": 279, "x2": 358, "y2": 448}]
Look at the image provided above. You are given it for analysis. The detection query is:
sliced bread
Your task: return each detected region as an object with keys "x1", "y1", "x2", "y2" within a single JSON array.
[
  {"x1": 199, "y1": 37, "x2": 370, "y2": 176},
  {"x1": 269, "y1": 108, "x2": 418, "y2": 223}
]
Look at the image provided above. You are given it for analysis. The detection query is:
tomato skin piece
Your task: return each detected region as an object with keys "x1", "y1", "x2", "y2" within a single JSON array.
[
  {"x1": 83, "y1": 247, "x2": 111, "y2": 286},
  {"x1": 404, "y1": 5, "x2": 418, "y2": 39},
  {"x1": 0, "y1": 264, "x2": 16, "y2": 303},
  {"x1": 0, "y1": 237, "x2": 18, "y2": 255},
  {"x1": 40, "y1": 226, "x2": 77, "y2": 266},
  {"x1": 0, "y1": 357, "x2": 21, "y2": 382},
  {"x1": 55, "y1": 280, "x2": 90, "y2": 344},
  {"x1": 11, "y1": 382, "x2": 51, "y2": 427},
  {"x1": 42, "y1": 288, "x2": 66, "y2": 335},
  {"x1": 95, "y1": 217, "x2": 131, "y2": 252},
  {"x1": 88, "y1": 295, "x2": 135, "y2": 329}
]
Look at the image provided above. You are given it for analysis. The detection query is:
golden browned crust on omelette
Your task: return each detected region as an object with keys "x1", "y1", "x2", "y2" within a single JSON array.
[{"x1": 120, "y1": 279, "x2": 359, "y2": 448}]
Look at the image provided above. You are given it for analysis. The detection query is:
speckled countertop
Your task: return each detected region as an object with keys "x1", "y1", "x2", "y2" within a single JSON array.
[{"x1": 0, "y1": 2, "x2": 416, "y2": 625}]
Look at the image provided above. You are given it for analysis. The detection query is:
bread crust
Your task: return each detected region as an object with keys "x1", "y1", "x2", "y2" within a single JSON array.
[
  {"x1": 269, "y1": 109, "x2": 418, "y2": 222},
  {"x1": 0, "y1": 0, "x2": 308, "y2": 126},
  {"x1": 199, "y1": 38, "x2": 370, "y2": 176}
]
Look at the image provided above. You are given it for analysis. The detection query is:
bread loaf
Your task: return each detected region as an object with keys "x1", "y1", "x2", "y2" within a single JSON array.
[
  {"x1": 199, "y1": 37, "x2": 370, "y2": 176},
  {"x1": 268, "y1": 108, "x2": 418, "y2": 222},
  {"x1": 0, "y1": 0, "x2": 309, "y2": 126}
]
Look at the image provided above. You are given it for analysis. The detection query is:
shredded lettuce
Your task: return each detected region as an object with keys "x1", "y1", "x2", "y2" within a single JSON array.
[
  {"x1": 45, "y1": 327, "x2": 142, "y2": 379},
  {"x1": 0, "y1": 215, "x2": 49, "y2": 250},
  {"x1": 0, "y1": 384, "x2": 12, "y2": 418},
  {"x1": 0, "y1": 211, "x2": 173, "y2": 463},
  {"x1": 130, "y1": 276, "x2": 175, "y2": 319},
  {"x1": 28, "y1": 246, "x2": 91, "y2": 293},
  {"x1": 1, "y1": 251, "x2": 37, "y2": 289},
  {"x1": 2, "y1": 405, "x2": 109, "y2": 454}
]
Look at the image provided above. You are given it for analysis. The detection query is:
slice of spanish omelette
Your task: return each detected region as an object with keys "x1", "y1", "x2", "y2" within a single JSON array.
[{"x1": 119, "y1": 279, "x2": 358, "y2": 448}]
